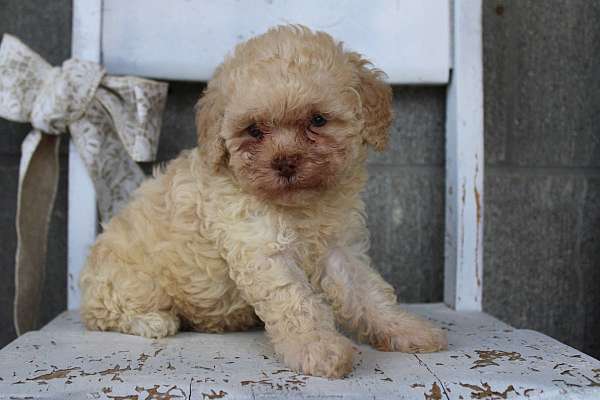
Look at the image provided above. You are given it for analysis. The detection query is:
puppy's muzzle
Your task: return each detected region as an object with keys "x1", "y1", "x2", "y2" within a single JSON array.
[{"x1": 272, "y1": 155, "x2": 299, "y2": 178}]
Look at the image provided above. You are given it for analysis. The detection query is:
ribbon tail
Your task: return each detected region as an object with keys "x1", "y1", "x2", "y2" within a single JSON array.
[
  {"x1": 14, "y1": 130, "x2": 60, "y2": 335},
  {"x1": 69, "y1": 98, "x2": 146, "y2": 222}
]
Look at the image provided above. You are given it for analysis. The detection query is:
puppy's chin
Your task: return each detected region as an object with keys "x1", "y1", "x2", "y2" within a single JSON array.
[
  {"x1": 234, "y1": 169, "x2": 336, "y2": 207},
  {"x1": 242, "y1": 174, "x2": 333, "y2": 207}
]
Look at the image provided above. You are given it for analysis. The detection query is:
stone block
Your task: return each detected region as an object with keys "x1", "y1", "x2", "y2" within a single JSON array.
[
  {"x1": 365, "y1": 166, "x2": 445, "y2": 303},
  {"x1": 483, "y1": 172, "x2": 589, "y2": 350},
  {"x1": 368, "y1": 86, "x2": 446, "y2": 166},
  {"x1": 483, "y1": 0, "x2": 600, "y2": 167}
]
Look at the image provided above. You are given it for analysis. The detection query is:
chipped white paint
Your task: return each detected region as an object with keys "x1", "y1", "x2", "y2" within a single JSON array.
[
  {"x1": 1, "y1": 304, "x2": 599, "y2": 399},
  {"x1": 100, "y1": 0, "x2": 450, "y2": 84},
  {"x1": 68, "y1": 0, "x2": 103, "y2": 310},
  {"x1": 444, "y1": 0, "x2": 485, "y2": 311}
]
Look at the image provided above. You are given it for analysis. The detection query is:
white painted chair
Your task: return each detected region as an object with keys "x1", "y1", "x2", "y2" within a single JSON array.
[{"x1": 1, "y1": 1, "x2": 599, "y2": 399}]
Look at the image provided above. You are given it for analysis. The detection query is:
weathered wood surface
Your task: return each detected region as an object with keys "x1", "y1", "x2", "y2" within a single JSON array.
[
  {"x1": 101, "y1": 0, "x2": 450, "y2": 84},
  {"x1": 1, "y1": 304, "x2": 599, "y2": 399},
  {"x1": 444, "y1": 0, "x2": 485, "y2": 312},
  {"x1": 68, "y1": 0, "x2": 101, "y2": 310}
]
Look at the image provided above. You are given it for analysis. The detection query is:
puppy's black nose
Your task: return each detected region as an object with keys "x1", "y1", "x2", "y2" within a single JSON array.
[{"x1": 272, "y1": 156, "x2": 297, "y2": 178}]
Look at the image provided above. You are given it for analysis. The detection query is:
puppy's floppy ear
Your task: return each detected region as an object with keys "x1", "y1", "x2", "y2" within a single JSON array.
[
  {"x1": 195, "y1": 85, "x2": 227, "y2": 170},
  {"x1": 347, "y1": 52, "x2": 393, "y2": 152}
]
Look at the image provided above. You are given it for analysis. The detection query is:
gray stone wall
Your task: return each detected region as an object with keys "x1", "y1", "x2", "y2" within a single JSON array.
[{"x1": 483, "y1": 0, "x2": 600, "y2": 357}]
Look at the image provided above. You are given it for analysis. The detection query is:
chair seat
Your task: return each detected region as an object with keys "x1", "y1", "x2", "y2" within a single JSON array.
[{"x1": 1, "y1": 303, "x2": 599, "y2": 399}]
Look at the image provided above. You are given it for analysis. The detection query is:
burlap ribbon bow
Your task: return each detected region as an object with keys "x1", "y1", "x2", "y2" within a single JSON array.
[{"x1": 0, "y1": 34, "x2": 168, "y2": 335}]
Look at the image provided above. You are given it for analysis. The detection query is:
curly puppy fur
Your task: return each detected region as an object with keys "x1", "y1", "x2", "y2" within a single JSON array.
[{"x1": 80, "y1": 25, "x2": 447, "y2": 378}]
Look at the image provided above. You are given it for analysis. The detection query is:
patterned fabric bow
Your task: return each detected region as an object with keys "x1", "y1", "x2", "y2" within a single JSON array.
[{"x1": 0, "y1": 34, "x2": 168, "y2": 335}]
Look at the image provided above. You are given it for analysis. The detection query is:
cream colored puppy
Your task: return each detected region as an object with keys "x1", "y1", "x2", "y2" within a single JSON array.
[{"x1": 80, "y1": 25, "x2": 447, "y2": 378}]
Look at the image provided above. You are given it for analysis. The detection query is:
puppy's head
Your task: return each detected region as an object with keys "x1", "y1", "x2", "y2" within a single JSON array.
[{"x1": 196, "y1": 25, "x2": 392, "y2": 204}]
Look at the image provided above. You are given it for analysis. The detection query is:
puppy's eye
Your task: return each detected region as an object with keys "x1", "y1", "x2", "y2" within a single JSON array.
[
  {"x1": 310, "y1": 114, "x2": 327, "y2": 127},
  {"x1": 247, "y1": 123, "x2": 263, "y2": 139}
]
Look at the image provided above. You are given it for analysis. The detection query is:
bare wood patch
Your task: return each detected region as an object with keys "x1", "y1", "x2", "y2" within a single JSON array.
[
  {"x1": 424, "y1": 382, "x2": 442, "y2": 400},
  {"x1": 459, "y1": 382, "x2": 517, "y2": 399},
  {"x1": 27, "y1": 367, "x2": 80, "y2": 381},
  {"x1": 202, "y1": 389, "x2": 227, "y2": 399},
  {"x1": 471, "y1": 350, "x2": 524, "y2": 369}
]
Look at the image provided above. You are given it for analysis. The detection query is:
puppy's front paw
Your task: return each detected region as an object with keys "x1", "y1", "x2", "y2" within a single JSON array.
[
  {"x1": 278, "y1": 331, "x2": 355, "y2": 378},
  {"x1": 372, "y1": 316, "x2": 448, "y2": 353},
  {"x1": 128, "y1": 311, "x2": 180, "y2": 338}
]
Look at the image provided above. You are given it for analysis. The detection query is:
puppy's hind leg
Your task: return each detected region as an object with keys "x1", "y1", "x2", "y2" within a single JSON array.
[{"x1": 80, "y1": 262, "x2": 179, "y2": 339}]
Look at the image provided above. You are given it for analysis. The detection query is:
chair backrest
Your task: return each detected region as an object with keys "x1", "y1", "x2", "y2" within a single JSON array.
[
  {"x1": 100, "y1": 0, "x2": 450, "y2": 84},
  {"x1": 68, "y1": 0, "x2": 483, "y2": 312}
]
